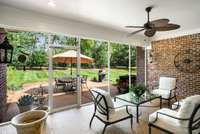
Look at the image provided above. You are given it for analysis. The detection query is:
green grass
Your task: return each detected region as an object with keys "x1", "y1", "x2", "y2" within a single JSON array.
[{"x1": 7, "y1": 67, "x2": 136, "y2": 90}]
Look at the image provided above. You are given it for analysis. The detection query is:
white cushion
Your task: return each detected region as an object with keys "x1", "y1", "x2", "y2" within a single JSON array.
[
  {"x1": 91, "y1": 88, "x2": 114, "y2": 113},
  {"x1": 178, "y1": 95, "x2": 200, "y2": 127},
  {"x1": 151, "y1": 89, "x2": 171, "y2": 99},
  {"x1": 149, "y1": 108, "x2": 189, "y2": 134},
  {"x1": 159, "y1": 77, "x2": 176, "y2": 90},
  {"x1": 97, "y1": 107, "x2": 131, "y2": 123}
]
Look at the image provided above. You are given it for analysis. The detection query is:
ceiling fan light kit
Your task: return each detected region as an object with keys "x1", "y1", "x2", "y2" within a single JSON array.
[{"x1": 126, "y1": 6, "x2": 180, "y2": 37}]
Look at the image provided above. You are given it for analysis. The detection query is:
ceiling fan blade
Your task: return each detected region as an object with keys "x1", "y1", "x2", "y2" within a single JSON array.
[
  {"x1": 125, "y1": 26, "x2": 144, "y2": 28},
  {"x1": 150, "y1": 19, "x2": 170, "y2": 27},
  {"x1": 155, "y1": 24, "x2": 180, "y2": 31},
  {"x1": 128, "y1": 29, "x2": 145, "y2": 36},
  {"x1": 144, "y1": 29, "x2": 156, "y2": 37}
]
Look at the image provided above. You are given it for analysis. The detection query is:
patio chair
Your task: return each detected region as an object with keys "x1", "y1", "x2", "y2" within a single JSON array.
[
  {"x1": 55, "y1": 78, "x2": 66, "y2": 91},
  {"x1": 89, "y1": 88, "x2": 133, "y2": 134},
  {"x1": 151, "y1": 77, "x2": 177, "y2": 107},
  {"x1": 81, "y1": 75, "x2": 88, "y2": 90},
  {"x1": 148, "y1": 95, "x2": 200, "y2": 134}
]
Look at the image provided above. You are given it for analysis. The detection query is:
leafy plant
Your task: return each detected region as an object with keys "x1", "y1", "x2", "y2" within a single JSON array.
[
  {"x1": 92, "y1": 77, "x2": 97, "y2": 82},
  {"x1": 17, "y1": 95, "x2": 34, "y2": 106},
  {"x1": 129, "y1": 84, "x2": 146, "y2": 97}
]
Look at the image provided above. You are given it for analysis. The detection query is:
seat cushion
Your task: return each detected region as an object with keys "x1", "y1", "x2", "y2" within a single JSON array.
[
  {"x1": 151, "y1": 89, "x2": 171, "y2": 99},
  {"x1": 91, "y1": 88, "x2": 114, "y2": 113},
  {"x1": 149, "y1": 108, "x2": 189, "y2": 134},
  {"x1": 97, "y1": 107, "x2": 131, "y2": 123},
  {"x1": 178, "y1": 95, "x2": 200, "y2": 127}
]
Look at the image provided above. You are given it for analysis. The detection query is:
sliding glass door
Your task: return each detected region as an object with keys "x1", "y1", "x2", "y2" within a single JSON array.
[{"x1": 48, "y1": 35, "x2": 81, "y2": 112}]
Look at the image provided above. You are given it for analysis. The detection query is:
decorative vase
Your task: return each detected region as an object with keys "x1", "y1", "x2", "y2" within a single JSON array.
[{"x1": 11, "y1": 110, "x2": 48, "y2": 134}]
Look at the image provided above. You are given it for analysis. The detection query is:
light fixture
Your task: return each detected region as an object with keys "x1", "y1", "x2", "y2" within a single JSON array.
[
  {"x1": 0, "y1": 37, "x2": 13, "y2": 64},
  {"x1": 48, "y1": 0, "x2": 56, "y2": 7}
]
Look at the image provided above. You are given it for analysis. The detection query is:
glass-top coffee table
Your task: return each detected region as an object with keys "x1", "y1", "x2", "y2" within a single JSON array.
[{"x1": 114, "y1": 92, "x2": 162, "y2": 123}]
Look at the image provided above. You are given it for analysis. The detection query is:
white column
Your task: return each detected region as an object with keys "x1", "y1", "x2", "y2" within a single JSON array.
[
  {"x1": 128, "y1": 44, "x2": 131, "y2": 88},
  {"x1": 77, "y1": 37, "x2": 81, "y2": 106},
  {"x1": 48, "y1": 34, "x2": 53, "y2": 113},
  {"x1": 107, "y1": 42, "x2": 110, "y2": 93}
]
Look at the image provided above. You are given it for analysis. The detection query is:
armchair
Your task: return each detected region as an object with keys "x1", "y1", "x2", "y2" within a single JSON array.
[
  {"x1": 148, "y1": 95, "x2": 200, "y2": 134},
  {"x1": 89, "y1": 88, "x2": 133, "y2": 134},
  {"x1": 151, "y1": 77, "x2": 177, "y2": 107}
]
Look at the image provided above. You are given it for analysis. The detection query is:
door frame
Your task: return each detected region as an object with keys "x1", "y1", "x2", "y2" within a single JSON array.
[{"x1": 48, "y1": 37, "x2": 81, "y2": 113}]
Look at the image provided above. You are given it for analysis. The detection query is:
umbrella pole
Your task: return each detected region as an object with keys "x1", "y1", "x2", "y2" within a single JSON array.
[{"x1": 71, "y1": 58, "x2": 72, "y2": 76}]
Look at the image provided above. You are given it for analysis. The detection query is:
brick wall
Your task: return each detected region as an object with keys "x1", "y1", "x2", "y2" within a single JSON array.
[
  {"x1": 0, "y1": 64, "x2": 7, "y2": 122},
  {"x1": 148, "y1": 33, "x2": 200, "y2": 97},
  {"x1": 136, "y1": 47, "x2": 145, "y2": 84}
]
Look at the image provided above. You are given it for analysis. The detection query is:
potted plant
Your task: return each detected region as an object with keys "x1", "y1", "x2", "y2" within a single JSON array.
[
  {"x1": 17, "y1": 95, "x2": 34, "y2": 113},
  {"x1": 129, "y1": 84, "x2": 146, "y2": 98}
]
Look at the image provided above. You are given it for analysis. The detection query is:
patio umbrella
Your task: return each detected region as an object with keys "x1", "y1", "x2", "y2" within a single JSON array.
[{"x1": 53, "y1": 50, "x2": 94, "y2": 75}]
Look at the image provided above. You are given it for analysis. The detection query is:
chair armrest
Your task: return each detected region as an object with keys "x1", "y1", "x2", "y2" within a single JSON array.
[{"x1": 152, "y1": 111, "x2": 190, "y2": 123}]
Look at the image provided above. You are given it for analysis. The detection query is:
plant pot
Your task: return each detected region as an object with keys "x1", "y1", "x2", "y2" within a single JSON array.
[
  {"x1": 18, "y1": 105, "x2": 32, "y2": 113},
  {"x1": 11, "y1": 110, "x2": 48, "y2": 134}
]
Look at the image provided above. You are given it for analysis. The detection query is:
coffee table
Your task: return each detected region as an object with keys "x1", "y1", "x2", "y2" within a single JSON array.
[{"x1": 114, "y1": 92, "x2": 162, "y2": 123}]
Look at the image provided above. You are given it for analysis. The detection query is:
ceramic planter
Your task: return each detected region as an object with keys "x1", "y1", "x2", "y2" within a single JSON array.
[{"x1": 11, "y1": 110, "x2": 48, "y2": 134}]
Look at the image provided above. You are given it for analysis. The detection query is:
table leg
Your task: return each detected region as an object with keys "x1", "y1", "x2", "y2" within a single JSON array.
[
  {"x1": 160, "y1": 96, "x2": 162, "y2": 109},
  {"x1": 114, "y1": 97, "x2": 116, "y2": 102},
  {"x1": 136, "y1": 105, "x2": 139, "y2": 123}
]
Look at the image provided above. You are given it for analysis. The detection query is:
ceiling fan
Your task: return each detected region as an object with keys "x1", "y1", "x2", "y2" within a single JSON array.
[{"x1": 126, "y1": 6, "x2": 180, "y2": 37}]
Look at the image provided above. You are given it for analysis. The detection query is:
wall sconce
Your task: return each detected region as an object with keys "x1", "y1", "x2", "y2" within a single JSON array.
[{"x1": 0, "y1": 37, "x2": 13, "y2": 63}]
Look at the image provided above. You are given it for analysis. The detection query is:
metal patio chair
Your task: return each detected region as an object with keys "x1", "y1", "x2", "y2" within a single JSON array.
[
  {"x1": 148, "y1": 95, "x2": 200, "y2": 134},
  {"x1": 89, "y1": 88, "x2": 133, "y2": 134}
]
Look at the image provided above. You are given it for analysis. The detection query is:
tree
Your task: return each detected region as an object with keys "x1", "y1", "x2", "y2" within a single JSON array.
[{"x1": 27, "y1": 50, "x2": 47, "y2": 68}]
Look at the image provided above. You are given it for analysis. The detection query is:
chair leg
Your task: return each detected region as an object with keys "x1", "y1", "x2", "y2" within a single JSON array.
[
  {"x1": 168, "y1": 99, "x2": 171, "y2": 108},
  {"x1": 102, "y1": 124, "x2": 107, "y2": 134},
  {"x1": 89, "y1": 114, "x2": 95, "y2": 128},
  {"x1": 130, "y1": 117, "x2": 133, "y2": 129},
  {"x1": 148, "y1": 124, "x2": 152, "y2": 134}
]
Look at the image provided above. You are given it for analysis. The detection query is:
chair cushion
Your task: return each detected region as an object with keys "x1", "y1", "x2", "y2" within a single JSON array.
[
  {"x1": 149, "y1": 108, "x2": 189, "y2": 134},
  {"x1": 178, "y1": 95, "x2": 200, "y2": 127},
  {"x1": 97, "y1": 106, "x2": 131, "y2": 123},
  {"x1": 151, "y1": 89, "x2": 171, "y2": 99},
  {"x1": 91, "y1": 88, "x2": 114, "y2": 113},
  {"x1": 159, "y1": 77, "x2": 176, "y2": 90}
]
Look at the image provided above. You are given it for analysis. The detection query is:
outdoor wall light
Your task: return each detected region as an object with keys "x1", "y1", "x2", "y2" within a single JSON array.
[{"x1": 0, "y1": 37, "x2": 13, "y2": 64}]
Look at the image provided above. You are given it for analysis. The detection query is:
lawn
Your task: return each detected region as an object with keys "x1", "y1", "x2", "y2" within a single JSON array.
[{"x1": 7, "y1": 67, "x2": 136, "y2": 90}]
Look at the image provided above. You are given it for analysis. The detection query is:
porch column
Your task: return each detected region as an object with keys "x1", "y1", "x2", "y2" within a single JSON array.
[
  {"x1": 0, "y1": 63, "x2": 7, "y2": 123},
  {"x1": 136, "y1": 47, "x2": 145, "y2": 85},
  {"x1": 107, "y1": 41, "x2": 110, "y2": 93}
]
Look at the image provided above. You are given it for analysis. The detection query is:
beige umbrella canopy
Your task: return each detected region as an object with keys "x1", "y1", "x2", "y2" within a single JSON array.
[{"x1": 53, "y1": 50, "x2": 94, "y2": 75}]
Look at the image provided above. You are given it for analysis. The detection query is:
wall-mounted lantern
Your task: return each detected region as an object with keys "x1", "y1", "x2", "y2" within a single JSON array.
[{"x1": 0, "y1": 37, "x2": 13, "y2": 63}]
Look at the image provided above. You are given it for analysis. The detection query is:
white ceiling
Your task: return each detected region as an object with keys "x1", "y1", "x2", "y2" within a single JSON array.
[{"x1": 0, "y1": 0, "x2": 200, "y2": 38}]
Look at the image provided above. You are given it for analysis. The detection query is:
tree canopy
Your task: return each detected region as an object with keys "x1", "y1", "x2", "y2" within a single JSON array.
[{"x1": 6, "y1": 32, "x2": 136, "y2": 69}]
